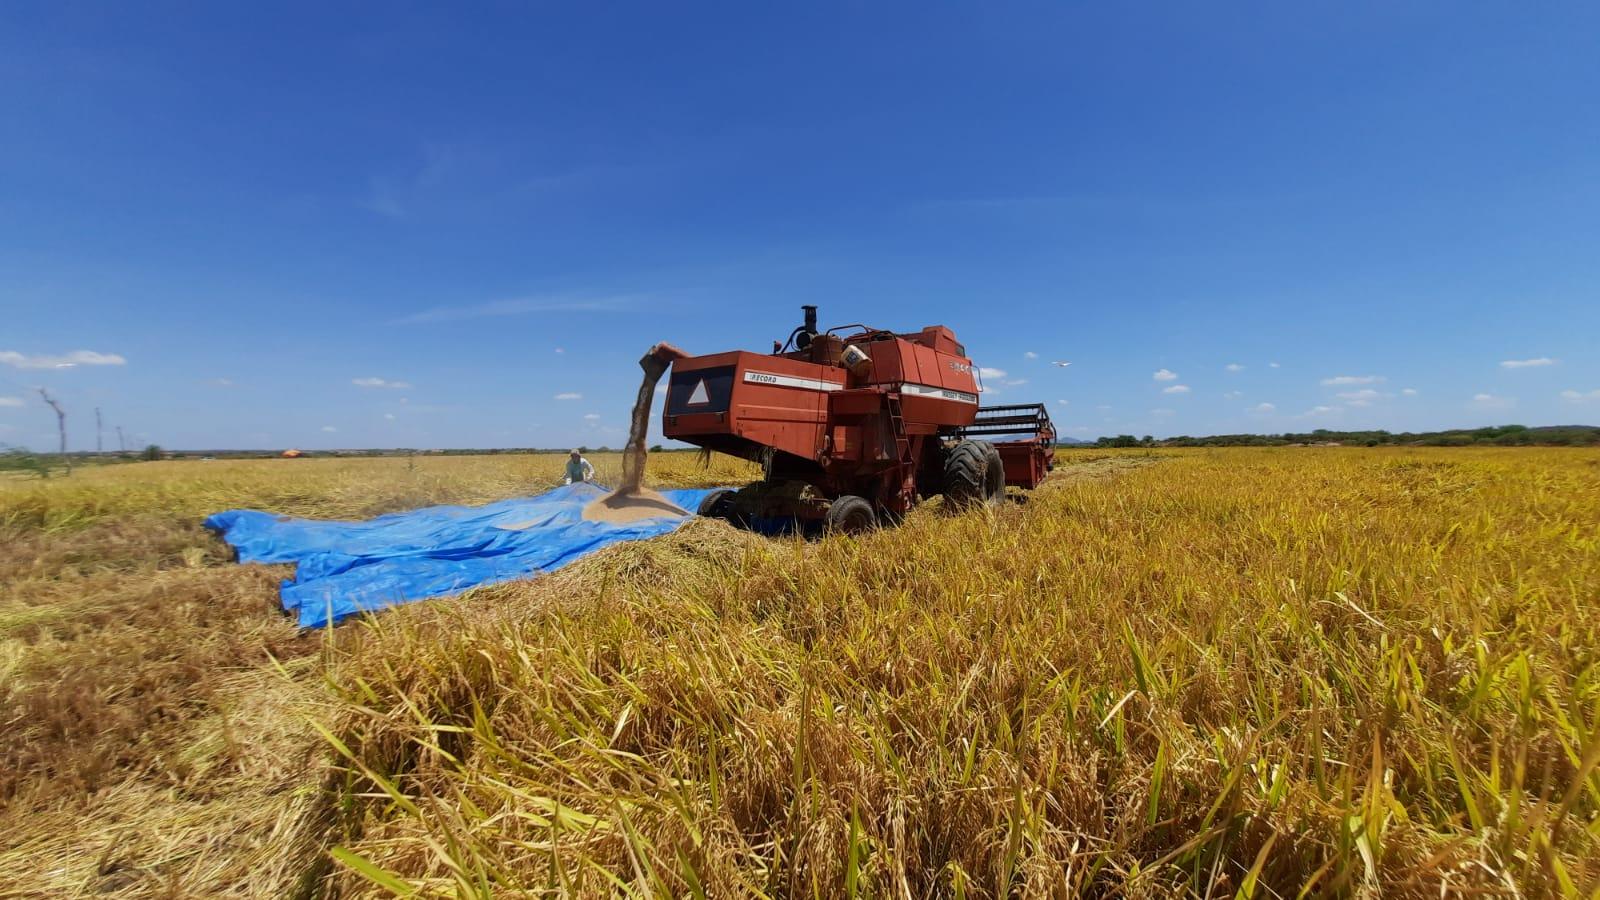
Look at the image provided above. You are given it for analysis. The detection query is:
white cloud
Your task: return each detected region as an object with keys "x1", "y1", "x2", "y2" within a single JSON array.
[
  {"x1": 979, "y1": 367, "x2": 1007, "y2": 380},
  {"x1": 0, "y1": 349, "x2": 126, "y2": 369},
  {"x1": 1559, "y1": 389, "x2": 1600, "y2": 402},
  {"x1": 1401, "y1": 388, "x2": 1418, "y2": 396},
  {"x1": 1056, "y1": 399, "x2": 1070, "y2": 405},
  {"x1": 1336, "y1": 388, "x2": 1384, "y2": 407},
  {"x1": 1153, "y1": 368, "x2": 1178, "y2": 381},
  {"x1": 654, "y1": 383, "x2": 668, "y2": 395},
  {"x1": 1500, "y1": 357, "x2": 1555, "y2": 369},
  {"x1": 353, "y1": 377, "x2": 413, "y2": 389},
  {"x1": 1162, "y1": 384, "x2": 1191, "y2": 394},
  {"x1": 1023, "y1": 351, "x2": 1038, "y2": 360},
  {"x1": 555, "y1": 347, "x2": 565, "y2": 354},
  {"x1": 1252, "y1": 402, "x2": 1276, "y2": 413},
  {"x1": 554, "y1": 392, "x2": 582, "y2": 401},
  {"x1": 1321, "y1": 375, "x2": 1386, "y2": 386},
  {"x1": 211, "y1": 378, "x2": 235, "y2": 387},
  {"x1": 383, "y1": 413, "x2": 396, "y2": 420},
  {"x1": 1222, "y1": 391, "x2": 1243, "y2": 400},
  {"x1": 1296, "y1": 405, "x2": 1341, "y2": 419},
  {"x1": 0, "y1": 396, "x2": 23, "y2": 408},
  {"x1": 1003, "y1": 378, "x2": 1028, "y2": 387},
  {"x1": 1225, "y1": 363, "x2": 1244, "y2": 372},
  {"x1": 1471, "y1": 393, "x2": 1515, "y2": 409},
  {"x1": 321, "y1": 425, "x2": 337, "y2": 433},
  {"x1": 583, "y1": 413, "x2": 601, "y2": 421},
  {"x1": 1269, "y1": 362, "x2": 1281, "y2": 368}
]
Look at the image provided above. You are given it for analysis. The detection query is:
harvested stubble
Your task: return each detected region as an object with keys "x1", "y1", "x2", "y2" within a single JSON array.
[{"x1": 3, "y1": 448, "x2": 1599, "y2": 897}]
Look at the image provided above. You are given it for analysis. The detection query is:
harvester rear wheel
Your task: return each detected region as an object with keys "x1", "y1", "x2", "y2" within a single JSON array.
[
  {"x1": 943, "y1": 439, "x2": 1005, "y2": 509},
  {"x1": 824, "y1": 495, "x2": 877, "y2": 534},
  {"x1": 697, "y1": 488, "x2": 739, "y2": 521}
]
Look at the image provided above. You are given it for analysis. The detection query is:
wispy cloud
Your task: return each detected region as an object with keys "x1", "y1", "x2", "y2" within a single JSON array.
[
  {"x1": 1321, "y1": 374, "x2": 1385, "y2": 386},
  {"x1": 1296, "y1": 405, "x2": 1341, "y2": 419},
  {"x1": 1003, "y1": 378, "x2": 1028, "y2": 387},
  {"x1": 321, "y1": 425, "x2": 337, "y2": 433},
  {"x1": 1223, "y1": 390, "x2": 1243, "y2": 400},
  {"x1": 1401, "y1": 388, "x2": 1418, "y2": 396},
  {"x1": 1559, "y1": 389, "x2": 1600, "y2": 402},
  {"x1": 0, "y1": 349, "x2": 126, "y2": 369},
  {"x1": 353, "y1": 377, "x2": 413, "y2": 389},
  {"x1": 384, "y1": 413, "x2": 396, "y2": 420},
  {"x1": 393, "y1": 295, "x2": 639, "y2": 326},
  {"x1": 583, "y1": 413, "x2": 601, "y2": 421},
  {"x1": 1500, "y1": 357, "x2": 1555, "y2": 369},
  {"x1": 1471, "y1": 393, "x2": 1515, "y2": 409},
  {"x1": 1225, "y1": 363, "x2": 1244, "y2": 372},
  {"x1": 1056, "y1": 399, "x2": 1069, "y2": 405},
  {"x1": 211, "y1": 378, "x2": 235, "y2": 387},
  {"x1": 1252, "y1": 402, "x2": 1276, "y2": 413},
  {"x1": 1153, "y1": 368, "x2": 1178, "y2": 381},
  {"x1": 1162, "y1": 384, "x2": 1190, "y2": 394},
  {"x1": 1336, "y1": 388, "x2": 1384, "y2": 407},
  {"x1": 1023, "y1": 351, "x2": 1038, "y2": 360},
  {"x1": 0, "y1": 395, "x2": 24, "y2": 408},
  {"x1": 363, "y1": 142, "x2": 494, "y2": 219},
  {"x1": 554, "y1": 392, "x2": 582, "y2": 401},
  {"x1": 1149, "y1": 408, "x2": 1175, "y2": 417},
  {"x1": 1269, "y1": 362, "x2": 1280, "y2": 368},
  {"x1": 979, "y1": 367, "x2": 1007, "y2": 380}
]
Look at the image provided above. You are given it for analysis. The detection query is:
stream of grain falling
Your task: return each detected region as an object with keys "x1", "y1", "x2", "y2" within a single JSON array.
[{"x1": 581, "y1": 349, "x2": 690, "y2": 523}]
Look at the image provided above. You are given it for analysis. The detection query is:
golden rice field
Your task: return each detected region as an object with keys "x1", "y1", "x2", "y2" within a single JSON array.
[{"x1": 2, "y1": 447, "x2": 1597, "y2": 897}]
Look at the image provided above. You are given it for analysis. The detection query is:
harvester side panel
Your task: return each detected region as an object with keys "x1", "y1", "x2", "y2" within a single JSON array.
[
  {"x1": 860, "y1": 338, "x2": 980, "y2": 430},
  {"x1": 664, "y1": 351, "x2": 843, "y2": 466}
]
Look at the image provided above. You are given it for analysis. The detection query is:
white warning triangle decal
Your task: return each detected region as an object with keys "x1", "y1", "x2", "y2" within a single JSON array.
[{"x1": 686, "y1": 379, "x2": 711, "y2": 406}]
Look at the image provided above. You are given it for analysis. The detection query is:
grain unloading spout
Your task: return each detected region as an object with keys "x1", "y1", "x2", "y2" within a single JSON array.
[{"x1": 641, "y1": 342, "x2": 688, "y2": 380}]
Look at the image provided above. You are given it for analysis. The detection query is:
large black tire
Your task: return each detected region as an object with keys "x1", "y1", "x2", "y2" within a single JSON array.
[
  {"x1": 943, "y1": 439, "x2": 1005, "y2": 509},
  {"x1": 824, "y1": 494, "x2": 877, "y2": 534},
  {"x1": 697, "y1": 488, "x2": 738, "y2": 520}
]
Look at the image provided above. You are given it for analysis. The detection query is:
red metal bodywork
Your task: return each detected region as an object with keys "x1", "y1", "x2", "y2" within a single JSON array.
[{"x1": 662, "y1": 318, "x2": 1052, "y2": 518}]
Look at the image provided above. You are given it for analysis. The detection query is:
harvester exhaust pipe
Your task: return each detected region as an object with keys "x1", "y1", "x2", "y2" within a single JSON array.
[{"x1": 796, "y1": 304, "x2": 819, "y2": 350}]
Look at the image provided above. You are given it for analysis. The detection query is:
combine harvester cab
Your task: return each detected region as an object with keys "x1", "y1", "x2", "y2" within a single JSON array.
[{"x1": 661, "y1": 305, "x2": 1056, "y2": 533}]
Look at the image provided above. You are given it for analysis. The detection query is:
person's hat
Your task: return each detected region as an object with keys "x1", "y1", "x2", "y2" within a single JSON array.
[{"x1": 569, "y1": 449, "x2": 581, "y2": 456}]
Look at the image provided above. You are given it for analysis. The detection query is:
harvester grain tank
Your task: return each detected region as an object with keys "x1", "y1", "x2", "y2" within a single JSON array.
[{"x1": 645, "y1": 306, "x2": 1055, "y2": 532}]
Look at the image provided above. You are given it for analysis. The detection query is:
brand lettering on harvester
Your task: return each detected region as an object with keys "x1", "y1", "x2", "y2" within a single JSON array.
[
  {"x1": 903, "y1": 383, "x2": 979, "y2": 404},
  {"x1": 741, "y1": 371, "x2": 843, "y2": 391},
  {"x1": 948, "y1": 361, "x2": 973, "y2": 374}
]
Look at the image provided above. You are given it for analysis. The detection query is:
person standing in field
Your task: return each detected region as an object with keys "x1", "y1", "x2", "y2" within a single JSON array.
[{"x1": 564, "y1": 449, "x2": 595, "y2": 485}]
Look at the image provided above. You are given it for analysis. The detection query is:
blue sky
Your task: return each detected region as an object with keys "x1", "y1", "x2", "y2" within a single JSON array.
[{"x1": 2, "y1": 2, "x2": 1597, "y2": 450}]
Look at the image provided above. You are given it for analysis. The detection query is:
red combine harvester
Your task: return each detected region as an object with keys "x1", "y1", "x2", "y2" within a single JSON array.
[{"x1": 650, "y1": 306, "x2": 1055, "y2": 532}]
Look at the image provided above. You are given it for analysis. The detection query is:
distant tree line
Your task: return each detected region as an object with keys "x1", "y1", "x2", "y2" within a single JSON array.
[{"x1": 1083, "y1": 424, "x2": 1600, "y2": 449}]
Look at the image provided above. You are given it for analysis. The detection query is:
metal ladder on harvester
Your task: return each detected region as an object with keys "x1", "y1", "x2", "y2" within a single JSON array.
[{"x1": 885, "y1": 392, "x2": 914, "y2": 467}]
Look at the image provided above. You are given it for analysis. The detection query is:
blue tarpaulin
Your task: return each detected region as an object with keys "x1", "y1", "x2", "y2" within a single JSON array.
[{"x1": 205, "y1": 483, "x2": 716, "y2": 628}]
